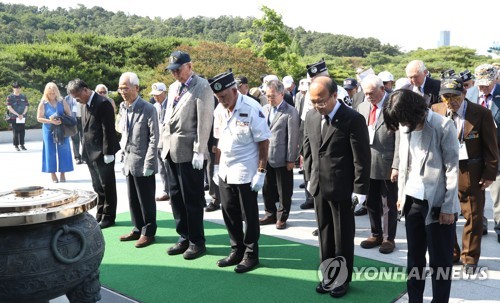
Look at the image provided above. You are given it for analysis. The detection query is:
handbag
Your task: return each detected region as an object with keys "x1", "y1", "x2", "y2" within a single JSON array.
[{"x1": 59, "y1": 114, "x2": 77, "y2": 137}]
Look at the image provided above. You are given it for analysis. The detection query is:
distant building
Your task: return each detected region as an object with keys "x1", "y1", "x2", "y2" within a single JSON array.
[{"x1": 438, "y1": 31, "x2": 450, "y2": 47}]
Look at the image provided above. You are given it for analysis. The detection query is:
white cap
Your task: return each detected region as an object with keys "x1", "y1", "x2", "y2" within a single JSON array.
[
  {"x1": 298, "y1": 78, "x2": 310, "y2": 91},
  {"x1": 395, "y1": 78, "x2": 410, "y2": 90},
  {"x1": 150, "y1": 82, "x2": 167, "y2": 95},
  {"x1": 263, "y1": 74, "x2": 279, "y2": 84},
  {"x1": 282, "y1": 76, "x2": 294, "y2": 88},
  {"x1": 378, "y1": 71, "x2": 394, "y2": 82}
]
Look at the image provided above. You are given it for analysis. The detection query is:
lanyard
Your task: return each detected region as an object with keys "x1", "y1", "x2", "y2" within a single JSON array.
[{"x1": 458, "y1": 101, "x2": 467, "y2": 143}]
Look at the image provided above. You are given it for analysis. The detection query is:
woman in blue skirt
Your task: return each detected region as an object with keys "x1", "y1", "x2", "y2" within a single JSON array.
[{"x1": 36, "y1": 82, "x2": 74, "y2": 183}]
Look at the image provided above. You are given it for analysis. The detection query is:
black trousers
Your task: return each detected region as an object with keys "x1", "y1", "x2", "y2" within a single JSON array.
[
  {"x1": 157, "y1": 149, "x2": 170, "y2": 195},
  {"x1": 366, "y1": 178, "x2": 398, "y2": 240},
  {"x1": 166, "y1": 154, "x2": 206, "y2": 245},
  {"x1": 70, "y1": 117, "x2": 82, "y2": 160},
  {"x1": 315, "y1": 192, "x2": 355, "y2": 282},
  {"x1": 126, "y1": 174, "x2": 157, "y2": 236},
  {"x1": 12, "y1": 122, "x2": 25, "y2": 146},
  {"x1": 262, "y1": 164, "x2": 294, "y2": 221},
  {"x1": 219, "y1": 178, "x2": 259, "y2": 259},
  {"x1": 404, "y1": 195, "x2": 455, "y2": 303},
  {"x1": 88, "y1": 157, "x2": 117, "y2": 223},
  {"x1": 207, "y1": 149, "x2": 220, "y2": 202}
]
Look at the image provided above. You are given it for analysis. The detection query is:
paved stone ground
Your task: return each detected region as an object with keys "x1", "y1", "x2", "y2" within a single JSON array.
[{"x1": 1, "y1": 140, "x2": 498, "y2": 303}]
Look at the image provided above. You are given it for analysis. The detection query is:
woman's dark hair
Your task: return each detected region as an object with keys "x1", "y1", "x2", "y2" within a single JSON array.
[{"x1": 383, "y1": 89, "x2": 428, "y2": 132}]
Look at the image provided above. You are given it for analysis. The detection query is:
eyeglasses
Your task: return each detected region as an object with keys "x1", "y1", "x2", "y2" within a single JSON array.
[
  {"x1": 97, "y1": 91, "x2": 107, "y2": 95},
  {"x1": 441, "y1": 95, "x2": 462, "y2": 103},
  {"x1": 117, "y1": 87, "x2": 130, "y2": 93},
  {"x1": 312, "y1": 100, "x2": 329, "y2": 108}
]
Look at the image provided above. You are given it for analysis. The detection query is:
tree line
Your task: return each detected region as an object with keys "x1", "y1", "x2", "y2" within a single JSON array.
[{"x1": 0, "y1": 3, "x2": 498, "y2": 131}]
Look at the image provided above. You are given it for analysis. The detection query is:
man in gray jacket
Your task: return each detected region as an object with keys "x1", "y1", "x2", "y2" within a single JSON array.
[
  {"x1": 161, "y1": 51, "x2": 214, "y2": 259},
  {"x1": 117, "y1": 72, "x2": 159, "y2": 249}
]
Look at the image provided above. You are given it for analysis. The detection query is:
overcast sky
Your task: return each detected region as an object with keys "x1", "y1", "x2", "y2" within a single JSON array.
[{"x1": 3, "y1": 0, "x2": 499, "y2": 56}]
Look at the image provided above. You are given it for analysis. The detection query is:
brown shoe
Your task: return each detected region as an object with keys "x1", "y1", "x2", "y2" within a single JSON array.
[
  {"x1": 259, "y1": 215, "x2": 277, "y2": 225},
  {"x1": 119, "y1": 232, "x2": 141, "y2": 241},
  {"x1": 135, "y1": 235, "x2": 155, "y2": 248},
  {"x1": 379, "y1": 240, "x2": 395, "y2": 254},
  {"x1": 360, "y1": 236, "x2": 383, "y2": 249},
  {"x1": 156, "y1": 193, "x2": 170, "y2": 202},
  {"x1": 276, "y1": 220, "x2": 287, "y2": 229}
]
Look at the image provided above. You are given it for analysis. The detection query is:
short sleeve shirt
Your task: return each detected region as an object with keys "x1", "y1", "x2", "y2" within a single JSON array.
[
  {"x1": 6, "y1": 93, "x2": 29, "y2": 120},
  {"x1": 213, "y1": 93, "x2": 271, "y2": 184}
]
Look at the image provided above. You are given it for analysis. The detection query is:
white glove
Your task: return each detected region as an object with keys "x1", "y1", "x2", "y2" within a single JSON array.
[
  {"x1": 103, "y1": 155, "x2": 114, "y2": 164},
  {"x1": 351, "y1": 193, "x2": 366, "y2": 205},
  {"x1": 192, "y1": 152, "x2": 204, "y2": 170},
  {"x1": 213, "y1": 165, "x2": 219, "y2": 186},
  {"x1": 250, "y1": 171, "x2": 266, "y2": 192},
  {"x1": 143, "y1": 168, "x2": 154, "y2": 177}
]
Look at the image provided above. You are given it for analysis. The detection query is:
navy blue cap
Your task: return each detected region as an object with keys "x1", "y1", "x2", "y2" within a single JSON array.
[
  {"x1": 209, "y1": 72, "x2": 236, "y2": 93},
  {"x1": 306, "y1": 58, "x2": 328, "y2": 78},
  {"x1": 166, "y1": 51, "x2": 191, "y2": 70}
]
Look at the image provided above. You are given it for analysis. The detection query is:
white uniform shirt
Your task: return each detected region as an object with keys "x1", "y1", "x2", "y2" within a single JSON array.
[{"x1": 214, "y1": 93, "x2": 271, "y2": 184}]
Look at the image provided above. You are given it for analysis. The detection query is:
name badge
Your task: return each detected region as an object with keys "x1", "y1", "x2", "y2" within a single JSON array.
[{"x1": 459, "y1": 143, "x2": 469, "y2": 160}]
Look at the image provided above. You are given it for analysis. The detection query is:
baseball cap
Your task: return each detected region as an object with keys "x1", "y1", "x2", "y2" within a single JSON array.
[
  {"x1": 439, "y1": 76, "x2": 464, "y2": 96},
  {"x1": 378, "y1": 71, "x2": 394, "y2": 82},
  {"x1": 343, "y1": 78, "x2": 358, "y2": 90},
  {"x1": 282, "y1": 76, "x2": 294, "y2": 89},
  {"x1": 165, "y1": 50, "x2": 191, "y2": 70},
  {"x1": 235, "y1": 76, "x2": 248, "y2": 85},
  {"x1": 150, "y1": 82, "x2": 167, "y2": 95},
  {"x1": 298, "y1": 79, "x2": 310, "y2": 91},
  {"x1": 474, "y1": 64, "x2": 496, "y2": 86}
]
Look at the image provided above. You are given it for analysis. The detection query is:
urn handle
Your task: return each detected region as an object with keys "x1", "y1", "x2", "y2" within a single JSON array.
[{"x1": 51, "y1": 224, "x2": 87, "y2": 264}]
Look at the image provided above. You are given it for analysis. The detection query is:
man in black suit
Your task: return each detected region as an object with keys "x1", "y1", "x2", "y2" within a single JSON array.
[
  {"x1": 401, "y1": 60, "x2": 441, "y2": 106},
  {"x1": 303, "y1": 76, "x2": 371, "y2": 298},
  {"x1": 68, "y1": 79, "x2": 121, "y2": 228}
]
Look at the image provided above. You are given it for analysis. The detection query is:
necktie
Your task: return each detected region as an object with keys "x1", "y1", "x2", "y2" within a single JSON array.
[
  {"x1": 321, "y1": 115, "x2": 330, "y2": 141},
  {"x1": 417, "y1": 86, "x2": 423, "y2": 96},
  {"x1": 481, "y1": 94, "x2": 490, "y2": 108},
  {"x1": 85, "y1": 104, "x2": 91, "y2": 120},
  {"x1": 368, "y1": 104, "x2": 377, "y2": 126},
  {"x1": 173, "y1": 83, "x2": 186, "y2": 109},
  {"x1": 268, "y1": 106, "x2": 277, "y2": 126}
]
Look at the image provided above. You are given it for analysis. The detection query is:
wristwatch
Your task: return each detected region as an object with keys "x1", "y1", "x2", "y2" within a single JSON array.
[{"x1": 257, "y1": 168, "x2": 267, "y2": 173}]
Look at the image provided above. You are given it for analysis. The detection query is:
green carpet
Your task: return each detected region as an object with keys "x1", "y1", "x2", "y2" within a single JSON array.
[{"x1": 100, "y1": 212, "x2": 406, "y2": 303}]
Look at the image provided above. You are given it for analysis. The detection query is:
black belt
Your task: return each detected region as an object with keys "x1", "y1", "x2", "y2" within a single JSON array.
[
  {"x1": 459, "y1": 157, "x2": 482, "y2": 165},
  {"x1": 408, "y1": 196, "x2": 428, "y2": 205}
]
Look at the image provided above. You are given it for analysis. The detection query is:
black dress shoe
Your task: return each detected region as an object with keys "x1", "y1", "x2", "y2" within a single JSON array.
[
  {"x1": 330, "y1": 282, "x2": 349, "y2": 298},
  {"x1": 205, "y1": 202, "x2": 220, "y2": 212},
  {"x1": 204, "y1": 183, "x2": 209, "y2": 191},
  {"x1": 99, "y1": 220, "x2": 116, "y2": 229},
  {"x1": 167, "y1": 240, "x2": 189, "y2": 255},
  {"x1": 354, "y1": 207, "x2": 367, "y2": 216},
  {"x1": 76, "y1": 159, "x2": 83, "y2": 165},
  {"x1": 315, "y1": 282, "x2": 329, "y2": 294},
  {"x1": 183, "y1": 244, "x2": 206, "y2": 260},
  {"x1": 217, "y1": 252, "x2": 244, "y2": 267},
  {"x1": 299, "y1": 182, "x2": 306, "y2": 189},
  {"x1": 483, "y1": 229, "x2": 488, "y2": 235},
  {"x1": 14, "y1": 146, "x2": 20, "y2": 151},
  {"x1": 20, "y1": 145, "x2": 27, "y2": 151},
  {"x1": 234, "y1": 258, "x2": 259, "y2": 273},
  {"x1": 300, "y1": 201, "x2": 314, "y2": 210},
  {"x1": 312, "y1": 229, "x2": 318, "y2": 236}
]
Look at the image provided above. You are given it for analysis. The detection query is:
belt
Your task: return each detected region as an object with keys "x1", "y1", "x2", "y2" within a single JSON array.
[
  {"x1": 459, "y1": 157, "x2": 483, "y2": 165},
  {"x1": 408, "y1": 196, "x2": 428, "y2": 205}
]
